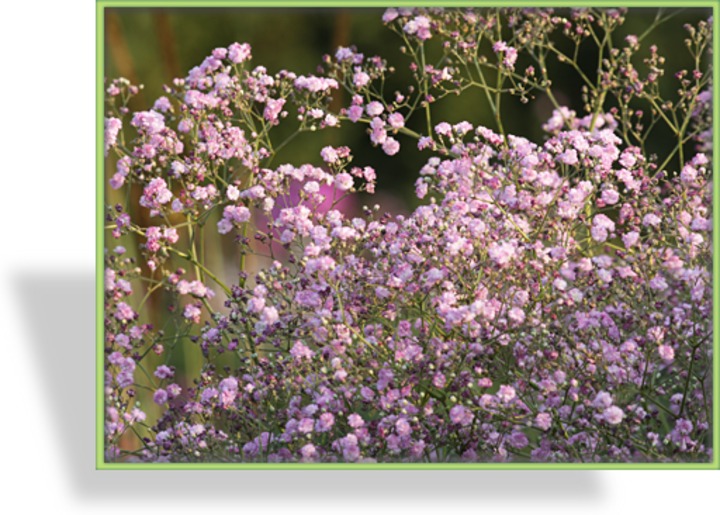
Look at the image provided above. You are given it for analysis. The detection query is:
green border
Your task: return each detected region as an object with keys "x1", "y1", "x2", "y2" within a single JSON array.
[
  {"x1": 96, "y1": 0, "x2": 106, "y2": 470},
  {"x1": 96, "y1": 0, "x2": 720, "y2": 470},
  {"x1": 98, "y1": 1, "x2": 719, "y2": 7}
]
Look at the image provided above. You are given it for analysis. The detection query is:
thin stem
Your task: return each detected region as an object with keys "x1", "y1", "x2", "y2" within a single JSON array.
[
  {"x1": 167, "y1": 246, "x2": 232, "y2": 296},
  {"x1": 419, "y1": 44, "x2": 433, "y2": 136}
]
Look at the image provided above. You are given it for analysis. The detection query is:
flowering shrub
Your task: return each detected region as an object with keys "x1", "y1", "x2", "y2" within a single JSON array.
[{"x1": 104, "y1": 8, "x2": 713, "y2": 463}]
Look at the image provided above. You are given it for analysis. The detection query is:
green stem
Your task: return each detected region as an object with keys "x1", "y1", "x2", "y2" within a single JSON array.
[
  {"x1": 167, "y1": 246, "x2": 232, "y2": 296},
  {"x1": 338, "y1": 115, "x2": 422, "y2": 139},
  {"x1": 187, "y1": 215, "x2": 203, "y2": 284},
  {"x1": 419, "y1": 44, "x2": 433, "y2": 136},
  {"x1": 679, "y1": 345, "x2": 699, "y2": 416}
]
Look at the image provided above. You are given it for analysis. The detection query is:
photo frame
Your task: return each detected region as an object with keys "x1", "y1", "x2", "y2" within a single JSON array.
[{"x1": 98, "y1": 0, "x2": 719, "y2": 469}]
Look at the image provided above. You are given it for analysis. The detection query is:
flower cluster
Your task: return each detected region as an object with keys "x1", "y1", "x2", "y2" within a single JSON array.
[{"x1": 104, "y1": 8, "x2": 713, "y2": 463}]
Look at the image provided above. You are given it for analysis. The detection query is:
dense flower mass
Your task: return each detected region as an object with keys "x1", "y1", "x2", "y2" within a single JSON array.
[{"x1": 104, "y1": 7, "x2": 713, "y2": 464}]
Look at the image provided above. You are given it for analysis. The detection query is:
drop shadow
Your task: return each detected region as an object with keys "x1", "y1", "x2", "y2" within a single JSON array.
[{"x1": 17, "y1": 270, "x2": 603, "y2": 504}]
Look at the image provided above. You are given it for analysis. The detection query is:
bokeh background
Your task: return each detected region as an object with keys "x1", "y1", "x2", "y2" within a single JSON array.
[
  {"x1": 104, "y1": 7, "x2": 712, "y2": 447},
  {"x1": 105, "y1": 7, "x2": 712, "y2": 207}
]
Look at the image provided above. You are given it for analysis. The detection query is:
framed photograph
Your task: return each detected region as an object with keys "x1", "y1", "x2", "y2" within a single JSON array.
[{"x1": 98, "y1": 0, "x2": 718, "y2": 469}]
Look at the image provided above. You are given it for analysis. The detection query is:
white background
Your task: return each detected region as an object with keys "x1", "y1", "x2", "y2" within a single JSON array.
[{"x1": 0, "y1": 0, "x2": 716, "y2": 512}]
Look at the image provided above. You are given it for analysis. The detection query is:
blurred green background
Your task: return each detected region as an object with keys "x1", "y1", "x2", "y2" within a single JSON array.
[{"x1": 105, "y1": 7, "x2": 711, "y2": 207}]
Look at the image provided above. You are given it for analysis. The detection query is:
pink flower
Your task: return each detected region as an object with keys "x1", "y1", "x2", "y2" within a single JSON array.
[
  {"x1": 348, "y1": 414, "x2": 365, "y2": 428},
  {"x1": 643, "y1": 213, "x2": 662, "y2": 227},
  {"x1": 347, "y1": 105, "x2": 363, "y2": 122},
  {"x1": 115, "y1": 334, "x2": 130, "y2": 349},
  {"x1": 294, "y1": 75, "x2": 339, "y2": 93},
  {"x1": 497, "y1": 385, "x2": 516, "y2": 403},
  {"x1": 298, "y1": 418, "x2": 314, "y2": 434},
  {"x1": 219, "y1": 377, "x2": 238, "y2": 408},
  {"x1": 449, "y1": 405, "x2": 474, "y2": 426},
  {"x1": 140, "y1": 178, "x2": 173, "y2": 210},
  {"x1": 508, "y1": 307, "x2": 525, "y2": 324},
  {"x1": 434, "y1": 122, "x2": 452, "y2": 136},
  {"x1": 218, "y1": 205, "x2": 251, "y2": 234},
  {"x1": 300, "y1": 443, "x2": 317, "y2": 461},
  {"x1": 227, "y1": 185, "x2": 240, "y2": 201},
  {"x1": 502, "y1": 47, "x2": 518, "y2": 69},
  {"x1": 369, "y1": 117, "x2": 387, "y2": 144},
  {"x1": 535, "y1": 412, "x2": 552, "y2": 431},
  {"x1": 260, "y1": 306, "x2": 279, "y2": 326},
  {"x1": 124, "y1": 408, "x2": 146, "y2": 424},
  {"x1": 658, "y1": 344, "x2": 675, "y2": 362},
  {"x1": 335, "y1": 46, "x2": 354, "y2": 61},
  {"x1": 622, "y1": 231, "x2": 640, "y2": 248},
  {"x1": 418, "y1": 136, "x2": 433, "y2": 150},
  {"x1": 183, "y1": 304, "x2": 202, "y2": 323},
  {"x1": 366, "y1": 101, "x2": 384, "y2": 116},
  {"x1": 507, "y1": 431, "x2": 529, "y2": 448},
  {"x1": 263, "y1": 97, "x2": 286, "y2": 125},
  {"x1": 559, "y1": 149, "x2": 578, "y2": 165},
  {"x1": 591, "y1": 214, "x2": 616, "y2": 242},
  {"x1": 493, "y1": 41, "x2": 507, "y2": 53},
  {"x1": 387, "y1": 112, "x2": 405, "y2": 129},
  {"x1": 217, "y1": 219, "x2": 233, "y2": 234},
  {"x1": 153, "y1": 96, "x2": 172, "y2": 112},
  {"x1": 453, "y1": 121, "x2": 473, "y2": 136},
  {"x1": 304, "y1": 181, "x2": 320, "y2": 194},
  {"x1": 680, "y1": 164, "x2": 698, "y2": 184},
  {"x1": 178, "y1": 119, "x2": 193, "y2": 133},
  {"x1": 395, "y1": 418, "x2": 412, "y2": 436},
  {"x1": 290, "y1": 341, "x2": 315, "y2": 360},
  {"x1": 334, "y1": 172, "x2": 354, "y2": 191},
  {"x1": 488, "y1": 241, "x2": 517, "y2": 266},
  {"x1": 360, "y1": 387, "x2": 375, "y2": 401},
  {"x1": 153, "y1": 389, "x2": 168, "y2": 405},
  {"x1": 404, "y1": 16, "x2": 431, "y2": 40},
  {"x1": 601, "y1": 189, "x2": 619, "y2": 205},
  {"x1": 649, "y1": 274, "x2": 668, "y2": 291},
  {"x1": 228, "y1": 42, "x2": 252, "y2": 63},
  {"x1": 382, "y1": 137, "x2": 400, "y2": 156},
  {"x1": 115, "y1": 302, "x2": 135, "y2": 321},
  {"x1": 553, "y1": 278, "x2": 567, "y2": 291},
  {"x1": 321, "y1": 146, "x2": 339, "y2": 164},
  {"x1": 316, "y1": 412, "x2": 335, "y2": 432},
  {"x1": 603, "y1": 406, "x2": 625, "y2": 425},
  {"x1": 353, "y1": 71, "x2": 370, "y2": 88},
  {"x1": 104, "y1": 117, "x2": 122, "y2": 156},
  {"x1": 131, "y1": 110, "x2": 165, "y2": 134},
  {"x1": 154, "y1": 365, "x2": 173, "y2": 379},
  {"x1": 109, "y1": 172, "x2": 125, "y2": 190},
  {"x1": 382, "y1": 8, "x2": 399, "y2": 23},
  {"x1": 493, "y1": 41, "x2": 518, "y2": 69},
  {"x1": 167, "y1": 384, "x2": 182, "y2": 397},
  {"x1": 593, "y1": 391, "x2": 613, "y2": 408}
]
